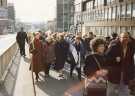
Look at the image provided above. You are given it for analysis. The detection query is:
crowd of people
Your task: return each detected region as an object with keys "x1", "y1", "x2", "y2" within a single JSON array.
[{"x1": 16, "y1": 27, "x2": 135, "y2": 96}]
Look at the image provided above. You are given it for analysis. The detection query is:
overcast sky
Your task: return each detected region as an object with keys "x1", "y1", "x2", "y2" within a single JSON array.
[{"x1": 8, "y1": 0, "x2": 56, "y2": 23}]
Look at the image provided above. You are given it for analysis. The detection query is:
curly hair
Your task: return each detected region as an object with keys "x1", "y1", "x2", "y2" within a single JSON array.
[{"x1": 90, "y1": 38, "x2": 105, "y2": 52}]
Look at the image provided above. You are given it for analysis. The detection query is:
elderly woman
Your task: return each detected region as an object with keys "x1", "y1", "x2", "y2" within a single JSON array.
[
  {"x1": 44, "y1": 36, "x2": 56, "y2": 76},
  {"x1": 31, "y1": 32, "x2": 44, "y2": 81},
  {"x1": 83, "y1": 38, "x2": 108, "y2": 96},
  {"x1": 84, "y1": 38, "x2": 107, "y2": 77}
]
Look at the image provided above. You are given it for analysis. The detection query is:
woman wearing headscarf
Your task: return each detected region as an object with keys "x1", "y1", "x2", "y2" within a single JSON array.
[{"x1": 31, "y1": 32, "x2": 44, "y2": 81}]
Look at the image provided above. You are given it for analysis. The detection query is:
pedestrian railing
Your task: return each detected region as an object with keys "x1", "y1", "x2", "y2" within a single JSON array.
[{"x1": 0, "y1": 39, "x2": 18, "y2": 83}]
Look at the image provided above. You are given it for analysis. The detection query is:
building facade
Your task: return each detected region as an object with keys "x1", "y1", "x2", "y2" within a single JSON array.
[
  {"x1": 74, "y1": 0, "x2": 135, "y2": 37},
  {"x1": 8, "y1": 3, "x2": 15, "y2": 33},
  {"x1": 56, "y1": 0, "x2": 74, "y2": 32},
  {"x1": 0, "y1": 0, "x2": 8, "y2": 34},
  {"x1": 46, "y1": 19, "x2": 57, "y2": 32}
]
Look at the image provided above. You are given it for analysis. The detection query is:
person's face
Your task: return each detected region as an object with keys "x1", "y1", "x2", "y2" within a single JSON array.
[
  {"x1": 35, "y1": 33, "x2": 40, "y2": 39},
  {"x1": 76, "y1": 39, "x2": 81, "y2": 44},
  {"x1": 120, "y1": 33, "x2": 129, "y2": 45},
  {"x1": 96, "y1": 44, "x2": 105, "y2": 54}
]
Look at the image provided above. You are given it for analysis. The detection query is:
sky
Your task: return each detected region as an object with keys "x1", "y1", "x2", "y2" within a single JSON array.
[{"x1": 8, "y1": 0, "x2": 56, "y2": 23}]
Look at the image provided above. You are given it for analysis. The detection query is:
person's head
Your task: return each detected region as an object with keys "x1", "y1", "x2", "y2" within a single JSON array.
[
  {"x1": 75, "y1": 35, "x2": 81, "y2": 44},
  {"x1": 89, "y1": 32, "x2": 94, "y2": 38},
  {"x1": 90, "y1": 38, "x2": 105, "y2": 54},
  {"x1": 58, "y1": 34, "x2": 64, "y2": 41},
  {"x1": 46, "y1": 36, "x2": 53, "y2": 43},
  {"x1": 38, "y1": 30, "x2": 42, "y2": 33},
  {"x1": 119, "y1": 32, "x2": 130, "y2": 45},
  {"x1": 111, "y1": 32, "x2": 118, "y2": 39},
  {"x1": 34, "y1": 32, "x2": 41, "y2": 39}
]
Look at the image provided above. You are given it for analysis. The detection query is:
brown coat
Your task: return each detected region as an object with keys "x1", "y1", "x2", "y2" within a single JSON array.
[
  {"x1": 31, "y1": 38, "x2": 44, "y2": 74},
  {"x1": 45, "y1": 42, "x2": 56, "y2": 64},
  {"x1": 105, "y1": 39, "x2": 135, "y2": 84}
]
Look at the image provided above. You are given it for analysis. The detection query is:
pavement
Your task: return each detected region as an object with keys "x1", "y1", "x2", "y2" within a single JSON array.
[{"x1": 12, "y1": 46, "x2": 80, "y2": 96}]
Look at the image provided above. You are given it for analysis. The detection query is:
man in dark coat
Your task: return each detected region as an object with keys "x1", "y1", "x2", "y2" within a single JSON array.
[
  {"x1": 105, "y1": 32, "x2": 135, "y2": 96},
  {"x1": 16, "y1": 27, "x2": 28, "y2": 56}
]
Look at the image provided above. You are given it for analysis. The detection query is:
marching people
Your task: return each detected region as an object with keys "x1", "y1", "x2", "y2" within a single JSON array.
[
  {"x1": 44, "y1": 36, "x2": 56, "y2": 77},
  {"x1": 105, "y1": 32, "x2": 135, "y2": 96},
  {"x1": 110, "y1": 32, "x2": 118, "y2": 41},
  {"x1": 84, "y1": 32, "x2": 94, "y2": 53},
  {"x1": 30, "y1": 32, "x2": 44, "y2": 81},
  {"x1": 70, "y1": 35, "x2": 85, "y2": 81},
  {"x1": 84, "y1": 38, "x2": 107, "y2": 77},
  {"x1": 83, "y1": 38, "x2": 108, "y2": 96},
  {"x1": 54, "y1": 34, "x2": 69, "y2": 78},
  {"x1": 16, "y1": 27, "x2": 28, "y2": 56},
  {"x1": 64, "y1": 38, "x2": 108, "y2": 96}
]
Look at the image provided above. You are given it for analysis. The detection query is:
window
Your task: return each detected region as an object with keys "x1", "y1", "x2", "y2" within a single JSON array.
[
  {"x1": 107, "y1": 0, "x2": 115, "y2": 4},
  {"x1": 107, "y1": 0, "x2": 111, "y2": 4},
  {"x1": 132, "y1": 27, "x2": 135, "y2": 37},
  {"x1": 116, "y1": 27, "x2": 121, "y2": 34},
  {"x1": 98, "y1": 0, "x2": 104, "y2": 6},
  {"x1": 105, "y1": 8, "x2": 108, "y2": 20},
  {"x1": 75, "y1": 4, "x2": 81, "y2": 12},
  {"x1": 104, "y1": 27, "x2": 108, "y2": 36},
  {"x1": 95, "y1": 10, "x2": 99, "y2": 20},
  {"x1": 93, "y1": 11, "x2": 96, "y2": 21},
  {"x1": 99, "y1": 27, "x2": 103, "y2": 35},
  {"x1": 126, "y1": 4, "x2": 131, "y2": 19},
  {"x1": 126, "y1": 27, "x2": 131, "y2": 32},
  {"x1": 101, "y1": 9, "x2": 104, "y2": 20},
  {"x1": 98, "y1": 10, "x2": 102, "y2": 20},
  {"x1": 120, "y1": 27, "x2": 126, "y2": 33},
  {"x1": 112, "y1": 7, "x2": 116, "y2": 19},
  {"x1": 108, "y1": 27, "x2": 112, "y2": 36},
  {"x1": 108, "y1": 8, "x2": 112, "y2": 20},
  {"x1": 116, "y1": 6, "x2": 120, "y2": 19},
  {"x1": 120, "y1": 5, "x2": 126, "y2": 19},
  {"x1": 64, "y1": 4, "x2": 68, "y2": 10},
  {"x1": 112, "y1": 27, "x2": 116, "y2": 33},
  {"x1": 94, "y1": 0, "x2": 98, "y2": 7},
  {"x1": 132, "y1": 3, "x2": 135, "y2": 19},
  {"x1": 90, "y1": 1, "x2": 94, "y2": 10}
]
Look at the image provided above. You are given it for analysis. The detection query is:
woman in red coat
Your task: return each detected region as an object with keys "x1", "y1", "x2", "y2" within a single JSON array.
[{"x1": 31, "y1": 32, "x2": 44, "y2": 81}]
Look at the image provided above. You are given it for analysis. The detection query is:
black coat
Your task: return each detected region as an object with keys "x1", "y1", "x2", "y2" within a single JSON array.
[
  {"x1": 54, "y1": 40, "x2": 69, "y2": 70},
  {"x1": 105, "y1": 39, "x2": 135, "y2": 84},
  {"x1": 84, "y1": 53, "x2": 106, "y2": 77},
  {"x1": 16, "y1": 31, "x2": 28, "y2": 47}
]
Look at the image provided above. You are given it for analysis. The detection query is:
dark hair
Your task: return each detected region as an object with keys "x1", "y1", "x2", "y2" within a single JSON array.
[
  {"x1": 111, "y1": 32, "x2": 118, "y2": 38},
  {"x1": 90, "y1": 38, "x2": 105, "y2": 52}
]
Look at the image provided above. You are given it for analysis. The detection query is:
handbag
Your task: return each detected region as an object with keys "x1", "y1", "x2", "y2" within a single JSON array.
[{"x1": 83, "y1": 55, "x2": 108, "y2": 96}]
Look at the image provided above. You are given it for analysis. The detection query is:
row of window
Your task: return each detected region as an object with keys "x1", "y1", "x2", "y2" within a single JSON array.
[
  {"x1": 86, "y1": 26, "x2": 135, "y2": 37},
  {"x1": 86, "y1": 0, "x2": 120, "y2": 11},
  {"x1": 75, "y1": 3, "x2": 135, "y2": 22}
]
